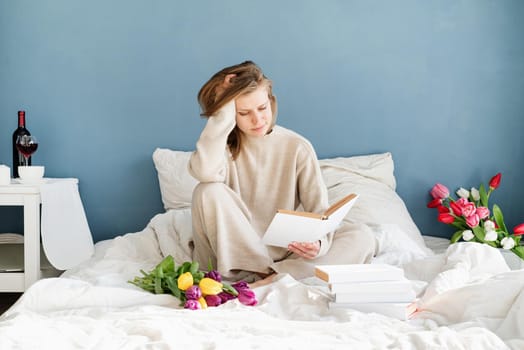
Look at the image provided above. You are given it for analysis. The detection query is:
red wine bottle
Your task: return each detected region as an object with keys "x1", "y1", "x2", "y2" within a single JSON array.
[{"x1": 12, "y1": 110, "x2": 31, "y2": 177}]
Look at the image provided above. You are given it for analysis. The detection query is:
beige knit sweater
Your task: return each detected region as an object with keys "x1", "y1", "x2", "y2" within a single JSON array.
[{"x1": 189, "y1": 103, "x2": 332, "y2": 257}]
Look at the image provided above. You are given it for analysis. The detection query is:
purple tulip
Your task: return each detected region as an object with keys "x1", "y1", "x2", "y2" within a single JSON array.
[
  {"x1": 204, "y1": 294, "x2": 223, "y2": 307},
  {"x1": 205, "y1": 270, "x2": 222, "y2": 282},
  {"x1": 218, "y1": 291, "x2": 236, "y2": 303},
  {"x1": 184, "y1": 299, "x2": 201, "y2": 310},
  {"x1": 237, "y1": 288, "x2": 258, "y2": 306},
  {"x1": 232, "y1": 281, "x2": 249, "y2": 290},
  {"x1": 184, "y1": 285, "x2": 202, "y2": 300}
]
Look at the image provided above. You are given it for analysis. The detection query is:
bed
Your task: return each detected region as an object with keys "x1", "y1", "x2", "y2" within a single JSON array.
[{"x1": 1, "y1": 150, "x2": 523, "y2": 350}]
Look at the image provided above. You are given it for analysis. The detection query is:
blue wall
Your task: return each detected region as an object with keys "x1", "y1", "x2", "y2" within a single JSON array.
[{"x1": 1, "y1": 1, "x2": 523, "y2": 241}]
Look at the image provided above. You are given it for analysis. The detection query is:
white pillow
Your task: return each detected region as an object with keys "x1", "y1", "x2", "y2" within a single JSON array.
[
  {"x1": 319, "y1": 152, "x2": 426, "y2": 250},
  {"x1": 152, "y1": 148, "x2": 426, "y2": 250},
  {"x1": 152, "y1": 148, "x2": 198, "y2": 210}
]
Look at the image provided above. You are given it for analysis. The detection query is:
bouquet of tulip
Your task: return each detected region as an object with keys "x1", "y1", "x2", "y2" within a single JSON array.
[
  {"x1": 129, "y1": 255, "x2": 257, "y2": 310},
  {"x1": 427, "y1": 173, "x2": 524, "y2": 261}
]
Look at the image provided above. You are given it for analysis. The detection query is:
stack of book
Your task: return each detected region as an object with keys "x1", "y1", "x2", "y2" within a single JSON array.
[{"x1": 315, "y1": 264, "x2": 418, "y2": 320}]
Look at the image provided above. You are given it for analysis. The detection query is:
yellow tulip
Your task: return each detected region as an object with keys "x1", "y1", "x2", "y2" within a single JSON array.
[
  {"x1": 199, "y1": 277, "x2": 223, "y2": 295},
  {"x1": 198, "y1": 297, "x2": 208, "y2": 309},
  {"x1": 177, "y1": 272, "x2": 194, "y2": 291}
]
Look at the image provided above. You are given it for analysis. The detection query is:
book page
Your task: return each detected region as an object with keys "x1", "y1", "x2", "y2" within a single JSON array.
[
  {"x1": 324, "y1": 194, "x2": 359, "y2": 226},
  {"x1": 262, "y1": 213, "x2": 329, "y2": 247},
  {"x1": 262, "y1": 193, "x2": 359, "y2": 248}
]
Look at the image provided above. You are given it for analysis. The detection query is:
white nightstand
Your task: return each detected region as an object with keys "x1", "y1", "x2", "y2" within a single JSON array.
[{"x1": 0, "y1": 179, "x2": 76, "y2": 292}]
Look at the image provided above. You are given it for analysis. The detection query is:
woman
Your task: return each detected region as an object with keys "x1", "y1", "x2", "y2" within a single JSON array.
[{"x1": 189, "y1": 61, "x2": 376, "y2": 282}]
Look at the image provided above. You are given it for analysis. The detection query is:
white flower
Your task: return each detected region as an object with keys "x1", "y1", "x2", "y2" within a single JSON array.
[
  {"x1": 501, "y1": 237, "x2": 516, "y2": 250},
  {"x1": 462, "y1": 230, "x2": 474, "y2": 241},
  {"x1": 456, "y1": 187, "x2": 470, "y2": 199},
  {"x1": 470, "y1": 187, "x2": 480, "y2": 201},
  {"x1": 484, "y1": 220, "x2": 496, "y2": 231},
  {"x1": 484, "y1": 230, "x2": 498, "y2": 242}
]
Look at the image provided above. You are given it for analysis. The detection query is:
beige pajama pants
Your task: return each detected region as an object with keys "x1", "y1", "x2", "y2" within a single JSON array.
[{"x1": 191, "y1": 183, "x2": 377, "y2": 281}]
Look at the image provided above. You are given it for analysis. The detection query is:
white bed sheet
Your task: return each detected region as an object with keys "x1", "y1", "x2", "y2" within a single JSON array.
[{"x1": 1, "y1": 210, "x2": 523, "y2": 350}]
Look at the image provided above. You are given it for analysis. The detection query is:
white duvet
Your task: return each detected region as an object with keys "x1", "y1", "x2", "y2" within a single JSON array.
[{"x1": 1, "y1": 210, "x2": 523, "y2": 350}]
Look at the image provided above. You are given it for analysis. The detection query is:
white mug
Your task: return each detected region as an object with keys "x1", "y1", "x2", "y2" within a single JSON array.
[{"x1": 0, "y1": 165, "x2": 10, "y2": 186}]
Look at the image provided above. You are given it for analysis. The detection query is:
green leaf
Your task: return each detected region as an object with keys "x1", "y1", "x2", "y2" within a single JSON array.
[
  {"x1": 190, "y1": 261, "x2": 200, "y2": 275},
  {"x1": 479, "y1": 184, "x2": 488, "y2": 207},
  {"x1": 492, "y1": 204, "x2": 508, "y2": 233},
  {"x1": 193, "y1": 271, "x2": 205, "y2": 284},
  {"x1": 155, "y1": 265, "x2": 164, "y2": 279},
  {"x1": 178, "y1": 261, "x2": 192, "y2": 274},
  {"x1": 512, "y1": 246, "x2": 524, "y2": 260},
  {"x1": 165, "y1": 276, "x2": 183, "y2": 300},
  {"x1": 485, "y1": 240, "x2": 498, "y2": 248},
  {"x1": 472, "y1": 226, "x2": 486, "y2": 242},
  {"x1": 158, "y1": 255, "x2": 175, "y2": 273},
  {"x1": 450, "y1": 230, "x2": 463, "y2": 243},
  {"x1": 450, "y1": 221, "x2": 467, "y2": 230},
  {"x1": 222, "y1": 282, "x2": 239, "y2": 296},
  {"x1": 154, "y1": 276, "x2": 163, "y2": 294}
]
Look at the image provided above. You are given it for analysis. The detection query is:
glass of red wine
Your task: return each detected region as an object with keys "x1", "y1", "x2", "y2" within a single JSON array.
[{"x1": 16, "y1": 135, "x2": 38, "y2": 166}]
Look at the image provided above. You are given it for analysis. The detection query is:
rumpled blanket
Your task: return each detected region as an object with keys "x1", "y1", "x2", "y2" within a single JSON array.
[{"x1": 1, "y1": 210, "x2": 522, "y2": 350}]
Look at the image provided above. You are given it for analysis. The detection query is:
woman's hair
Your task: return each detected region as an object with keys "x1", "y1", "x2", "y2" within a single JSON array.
[{"x1": 197, "y1": 60, "x2": 277, "y2": 159}]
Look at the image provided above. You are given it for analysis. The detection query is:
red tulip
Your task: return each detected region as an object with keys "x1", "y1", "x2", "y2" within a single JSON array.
[
  {"x1": 427, "y1": 198, "x2": 442, "y2": 208},
  {"x1": 437, "y1": 205, "x2": 449, "y2": 213},
  {"x1": 430, "y1": 183, "x2": 450, "y2": 200},
  {"x1": 438, "y1": 212, "x2": 455, "y2": 224},
  {"x1": 449, "y1": 201, "x2": 462, "y2": 216},
  {"x1": 513, "y1": 223, "x2": 524, "y2": 236},
  {"x1": 489, "y1": 173, "x2": 502, "y2": 189}
]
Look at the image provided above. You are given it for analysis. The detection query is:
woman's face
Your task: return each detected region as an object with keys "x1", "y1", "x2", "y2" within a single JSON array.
[{"x1": 235, "y1": 86, "x2": 272, "y2": 137}]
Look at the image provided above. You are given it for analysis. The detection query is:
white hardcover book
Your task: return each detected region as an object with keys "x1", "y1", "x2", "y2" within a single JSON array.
[
  {"x1": 334, "y1": 288, "x2": 416, "y2": 304},
  {"x1": 315, "y1": 264, "x2": 405, "y2": 283},
  {"x1": 329, "y1": 278, "x2": 413, "y2": 294},
  {"x1": 329, "y1": 301, "x2": 418, "y2": 320}
]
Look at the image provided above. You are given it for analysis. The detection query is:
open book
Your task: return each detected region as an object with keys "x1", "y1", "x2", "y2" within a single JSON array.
[{"x1": 262, "y1": 193, "x2": 359, "y2": 247}]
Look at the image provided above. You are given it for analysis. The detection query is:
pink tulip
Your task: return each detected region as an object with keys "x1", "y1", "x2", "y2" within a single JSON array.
[
  {"x1": 513, "y1": 223, "x2": 524, "y2": 236},
  {"x1": 461, "y1": 202, "x2": 477, "y2": 218},
  {"x1": 476, "y1": 207, "x2": 490, "y2": 220},
  {"x1": 489, "y1": 173, "x2": 502, "y2": 189},
  {"x1": 456, "y1": 198, "x2": 468, "y2": 206},
  {"x1": 430, "y1": 183, "x2": 450, "y2": 200},
  {"x1": 449, "y1": 201, "x2": 462, "y2": 216},
  {"x1": 438, "y1": 212, "x2": 455, "y2": 224},
  {"x1": 466, "y1": 214, "x2": 480, "y2": 228}
]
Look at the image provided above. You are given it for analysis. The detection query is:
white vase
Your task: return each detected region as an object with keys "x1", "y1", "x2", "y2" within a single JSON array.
[{"x1": 498, "y1": 249, "x2": 524, "y2": 270}]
